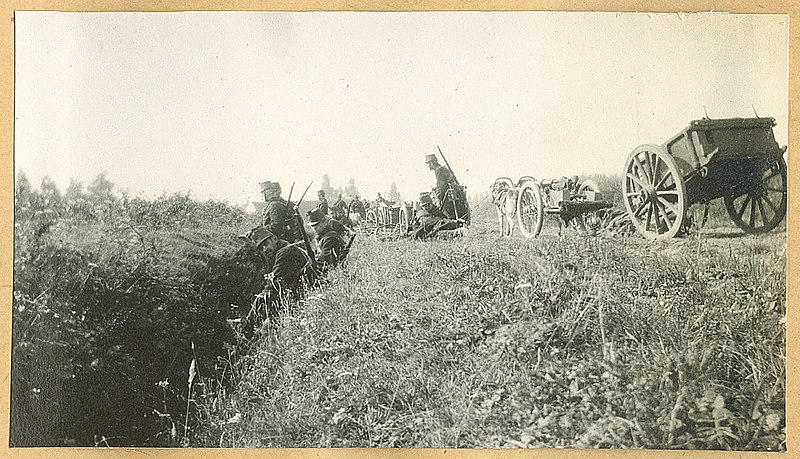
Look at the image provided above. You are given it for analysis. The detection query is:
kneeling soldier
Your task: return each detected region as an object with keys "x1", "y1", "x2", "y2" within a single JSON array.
[
  {"x1": 412, "y1": 192, "x2": 462, "y2": 240},
  {"x1": 307, "y1": 208, "x2": 347, "y2": 270},
  {"x1": 249, "y1": 226, "x2": 309, "y2": 291}
]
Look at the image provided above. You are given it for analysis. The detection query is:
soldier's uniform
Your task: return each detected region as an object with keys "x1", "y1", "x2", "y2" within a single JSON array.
[
  {"x1": 260, "y1": 181, "x2": 302, "y2": 243},
  {"x1": 412, "y1": 193, "x2": 461, "y2": 240},
  {"x1": 308, "y1": 208, "x2": 347, "y2": 269},
  {"x1": 242, "y1": 227, "x2": 310, "y2": 333},
  {"x1": 317, "y1": 191, "x2": 330, "y2": 215},
  {"x1": 425, "y1": 154, "x2": 468, "y2": 221},
  {"x1": 332, "y1": 194, "x2": 347, "y2": 211},
  {"x1": 349, "y1": 196, "x2": 365, "y2": 216}
]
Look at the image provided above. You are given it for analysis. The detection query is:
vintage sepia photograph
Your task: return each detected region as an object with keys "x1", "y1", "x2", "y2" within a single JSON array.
[{"x1": 11, "y1": 11, "x2": 788, "y2": 450}]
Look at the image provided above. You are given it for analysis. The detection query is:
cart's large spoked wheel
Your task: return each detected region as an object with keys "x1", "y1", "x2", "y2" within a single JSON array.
[
  {"x1": 623, "y1": 144, "x2": 687, "y2": 240},
  {"x1": 517, "y1": 181, "x2": 544, "y2": 239},
  {"x1": 365, "y1": 209, "x2": 377, "y2": 232},
  {"x1": 724, "y1": 156, "x2": 787, "y2": 234}
]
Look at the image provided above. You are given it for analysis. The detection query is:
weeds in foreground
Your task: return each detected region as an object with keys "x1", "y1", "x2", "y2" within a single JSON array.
[{"x1": 195, "y1": 223, "x2": 785, "y2": 450}]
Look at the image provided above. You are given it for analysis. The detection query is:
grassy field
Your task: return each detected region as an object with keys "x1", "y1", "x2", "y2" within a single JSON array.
[
  {"x1": 11, "y1": 178, "x2": 786, "y2": 449},
  {"x1": 192, "y1": 212, "x2": 786, "y2": 450}
]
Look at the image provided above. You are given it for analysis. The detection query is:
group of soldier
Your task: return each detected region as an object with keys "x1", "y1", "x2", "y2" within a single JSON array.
[
  {"x1": 239, "y1": 153, "x2": 468, "y2": 329},
  {"x1": 239, "y1": 181, "x2": 355, "y2": 326}
]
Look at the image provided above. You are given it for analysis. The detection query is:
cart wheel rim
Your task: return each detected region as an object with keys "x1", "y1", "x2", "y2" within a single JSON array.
[
  {"x1": 517, "y1": 182, "x2": 544, "y2": 239},
  {"x1": 399, "y1": 206, "x2": 409, "y2": 233},
  {"x1": 724, "y1": 156, "x2": 787, "y2": 234},
  {"x1": 623, "y1": 144, "x2": 687, "y2": 240}
]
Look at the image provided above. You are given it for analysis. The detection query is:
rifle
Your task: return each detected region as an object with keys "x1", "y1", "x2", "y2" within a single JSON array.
[
  {"x1": 437, "y1": 146, "x2": 461, "y2": 186},
  {"x1": 290, "y1": 182, "x2": 318, "y2": 274},
  {"x1": 285, "y1": 182, "x2": 295, "y2": 209},
  {"x1": 340, "y1": 232, "x2": 357, "y2": 262}
]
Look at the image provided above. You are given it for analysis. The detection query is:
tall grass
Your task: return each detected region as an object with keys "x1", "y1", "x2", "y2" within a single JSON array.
[{"x1": 194, "y1": 217, "x2": 785, "y2": 450}]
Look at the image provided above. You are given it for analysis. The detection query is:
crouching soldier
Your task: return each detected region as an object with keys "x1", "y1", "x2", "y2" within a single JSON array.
[
  {"x1": 307, "y1": 208, "x2": 348, "y2": 271},
  {"x1": 244, "y1": 227, "x2": 310, "y2": 332},
  {"x1": 412, "y1": 192, "x2": 463, "y2": 240},
  {"x1": 331, "y1": 204, "x2": 355, "y2": 231}
]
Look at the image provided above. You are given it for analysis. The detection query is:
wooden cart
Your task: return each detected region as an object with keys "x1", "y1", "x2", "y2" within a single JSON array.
[{"x1": 622, "y1": 117, "x2": 787, "y2": 239}]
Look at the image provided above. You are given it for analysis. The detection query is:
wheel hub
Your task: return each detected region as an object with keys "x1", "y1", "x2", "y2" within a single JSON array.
[{"x1": 639, "y1": 185, "x2": 657, "y2": 202}]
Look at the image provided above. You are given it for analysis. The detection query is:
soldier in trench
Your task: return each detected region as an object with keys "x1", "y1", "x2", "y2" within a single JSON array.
[
  {"x1": 243, "y1": 227, "x2": 311, "y2": 333},
  {"x1": 259, "y1": 181, "x2": 302, "y2": 243}
]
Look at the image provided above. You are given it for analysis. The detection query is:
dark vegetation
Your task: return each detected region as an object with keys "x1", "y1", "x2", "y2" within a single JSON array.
[{"x1": 12, "y1": 173, "x2": 263, "y2": 446}]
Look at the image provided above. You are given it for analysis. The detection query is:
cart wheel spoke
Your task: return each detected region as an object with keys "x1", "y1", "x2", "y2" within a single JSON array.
[
  {"x1": 643, "y1": 153, "x2": 655, "y2": 185},
  {"x1": 749, "y1": 196, "x2": 757, "y2": 228},
  {"x1": 633, "y1": 201, "x2": 647, "y2": 217},
  {"x1": 645, "y1": 205, "x2": 653, "y2": 232},
  {"x1": 657, "y1": 197, "x2": 679, "y2": 216},
  {"x1": 633, "y1": 155, "x2": 651, "y2": 184},
  {"x1": 757, "y1": 197, "x2": 769, "y2": 227},
  {"x1": 761, "y1": 193, "x2": 778, "y2": 215},
  {"x1": 653, "y1": 172, "x2": 672, "y2": 192},
  {"x1": 651, "y1": 153, "x2": 661, "y2": 186},
  {"x1": 655, "y1": 199, "x2": 674, "y2": 229},
  {"x1": 652, "y1": 200, "x2": 665, "y2": 233},
  {"x1": 735, "y1": 194, "x2": 752, "y2": 220},
  {"x1": 656, "y1": 190, "x2": 679, "y2": 196},
  {"x1": 626, "y1": 173, "x2": 647, "y2": 191}
]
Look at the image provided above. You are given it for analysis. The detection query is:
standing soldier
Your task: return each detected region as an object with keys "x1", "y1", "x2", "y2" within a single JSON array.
[
  {"x1": 425, "y1": 153, "x2": 467, "y2": 221},
  {"x1": 307, "y1": 208, "x2": 347, "y2": 270},
  {"x1": 317, "y1": 190, "x2": 330, "y2": 215},
  {"x1": 260, "y1": 181, "x2": 301, "y2": 243}
]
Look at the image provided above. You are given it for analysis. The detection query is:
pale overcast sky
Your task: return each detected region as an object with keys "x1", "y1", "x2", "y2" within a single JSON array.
[{"x1": 14, "y1": 11, "x2": 789, "y2": 205}]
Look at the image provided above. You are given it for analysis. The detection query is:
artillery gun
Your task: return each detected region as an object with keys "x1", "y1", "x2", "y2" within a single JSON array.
[{"x1": 492, "y1": 175, "x2": 612, "y2": 238}]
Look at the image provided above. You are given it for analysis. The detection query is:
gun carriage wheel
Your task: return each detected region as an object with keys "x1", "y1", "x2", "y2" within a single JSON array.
[
  {"x1": 724, "y1": 156, "x2": 787, "y2": 234},
  {"x1": 517, "y1": 181, "x2": 544, "y2": 239},
  {"x1": 365, "y1": 209, "x2": 378, "y2": 231},
  {"x1": 398, "y1": 204, "x2": 412, "y2": 235},
  {"x1": 623, "y1": 144, "x2": 687, "y2": 240}
]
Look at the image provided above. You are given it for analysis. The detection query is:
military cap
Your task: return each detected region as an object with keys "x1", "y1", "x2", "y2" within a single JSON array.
[
  {"x1": 419, "y1": 192, "x2": 433, "y2": 205},
  {"x1": 260, "y1": 181, "x2": 281, "y2": 193},
  {"x1": 250, "y1": 226, "x2": 276, "y2": 248},
  {"x1": 425, "y1": 154, "x2": 438, "y2": 164},
  {"x1": 307, "y1": 208, "x2": 328, "y2": 226}
]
